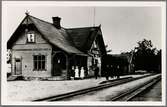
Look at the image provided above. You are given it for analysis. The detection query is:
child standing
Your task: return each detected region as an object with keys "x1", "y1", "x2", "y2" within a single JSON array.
[
  {"x1": 80, "y1": 67, "x2": 85, "y2": 79},
  {"x1": 74, "y1": 66, "x2": 79, "y2": 79}
]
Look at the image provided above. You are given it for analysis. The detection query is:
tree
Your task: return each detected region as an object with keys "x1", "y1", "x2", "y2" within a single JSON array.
[{"x1": 133, "y1": 39, "x2": 160, "y2": 73}]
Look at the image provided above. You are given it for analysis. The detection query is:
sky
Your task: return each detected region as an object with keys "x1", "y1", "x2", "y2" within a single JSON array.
[{"x1": 2, "y1": 1, "x2": 164, "y2": 54}]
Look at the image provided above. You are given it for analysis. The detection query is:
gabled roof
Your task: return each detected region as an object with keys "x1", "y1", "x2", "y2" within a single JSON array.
[
  {"x1": 29, "y1": 15, "x2": 85, "y2": 54},
  {"x1": 7, "y1": 14, "x2": 106, "y2": 56},
  {"x1": 66, "y1": 27, "x2": 99, "y2": 52}
]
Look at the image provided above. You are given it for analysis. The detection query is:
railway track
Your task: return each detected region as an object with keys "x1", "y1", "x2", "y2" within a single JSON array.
[
  {"x1": 110, "y1": 74, "x2": 161, "y2": 101},
  {"x1": 33, "y1": 74, "x2": 158, "y2": 101}
]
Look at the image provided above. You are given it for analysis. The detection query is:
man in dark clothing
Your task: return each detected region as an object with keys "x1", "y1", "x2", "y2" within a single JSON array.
[
  {"x1": 94, "y1": 65, "x2": 99, "y2": 79},
  {"x1": 109, "y1": 65, "x2": 114, "y2": 79},
  {"x1": 116, "y1": 65, "x2": 120, "y2": 79},
  {"x1": 105, "y1": 65, "x2": 110, "y2": 80}
]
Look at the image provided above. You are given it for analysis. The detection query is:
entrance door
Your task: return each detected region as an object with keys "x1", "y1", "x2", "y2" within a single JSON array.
[
  {"x1": 15, "y1": 58, "x2": 22, "y2": 75},
  {"x1": 52, "y1": 53, "x2": 66, "y2": 76}
]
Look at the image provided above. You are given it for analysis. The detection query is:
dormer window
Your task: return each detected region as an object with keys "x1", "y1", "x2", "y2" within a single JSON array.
[{"x1": 27, "y1": 32, "x2": 35, "y2": 43}]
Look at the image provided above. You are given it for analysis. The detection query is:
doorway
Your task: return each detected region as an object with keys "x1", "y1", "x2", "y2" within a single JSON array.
[
  {"x1": 52, "y1": 52, "x2": 67, "y2": 76},
  {"x1": 14, "y1": 58, "x2": 22, "y2": 75}
]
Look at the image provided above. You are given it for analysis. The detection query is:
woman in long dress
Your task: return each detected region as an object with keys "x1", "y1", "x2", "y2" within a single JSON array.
[
  {"x1": 80, "y1": 67, "x2": 85, "y2": 79},
  {"x1": 74, "y1": 66, "x2": 79, "y2": 79}
]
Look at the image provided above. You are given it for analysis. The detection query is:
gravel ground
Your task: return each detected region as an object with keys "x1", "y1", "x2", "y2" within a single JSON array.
[{"x1": 7, "y1": 74, "x2": 149, "y2": 102}]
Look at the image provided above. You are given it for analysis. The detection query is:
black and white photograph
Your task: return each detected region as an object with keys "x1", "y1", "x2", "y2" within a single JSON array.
[{"x1": 1, "y1": 1, "x2": 166, "y2": 106}]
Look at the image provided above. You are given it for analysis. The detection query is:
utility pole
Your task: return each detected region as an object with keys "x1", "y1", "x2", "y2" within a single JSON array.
[{"x1": 93, "y1": 7, "x2": 96, "y2": 27}]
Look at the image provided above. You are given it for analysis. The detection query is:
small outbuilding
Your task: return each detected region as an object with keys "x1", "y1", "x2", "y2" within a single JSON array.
[{"x1": 102, "y1": 53, "x2": 135, "y2": 76}]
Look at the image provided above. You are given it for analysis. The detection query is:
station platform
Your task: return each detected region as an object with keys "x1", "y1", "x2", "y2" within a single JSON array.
[{"x1": 7, "y1": 73, "x2": 155, "y2": 102}]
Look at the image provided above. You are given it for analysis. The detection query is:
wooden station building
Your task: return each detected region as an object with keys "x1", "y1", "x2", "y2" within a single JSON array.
[{"x1": 7, "y1": 13, "x2": 106, "y2": 80}]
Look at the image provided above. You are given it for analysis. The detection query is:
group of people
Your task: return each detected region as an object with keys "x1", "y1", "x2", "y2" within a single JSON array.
[
  {"x1": 69, "y1": 64, "x2": 121, "y2": 80},
  {"x1": 69, "y1": 64, "x2": 122, "y2": 80},
  {"x1": 69, "y1": 64, "x2": 100, "y2": 80},
  {"x1": 70, "y1": 66, "x2": 85, "y2": 79},
  {"x1": 105, "y1": 65, "x2": 121, "y2": 80}
]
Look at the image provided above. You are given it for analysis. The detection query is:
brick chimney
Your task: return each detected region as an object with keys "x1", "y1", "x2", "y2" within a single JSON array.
[{"x1": 52, "y1": 17, "x2": 61, "y2": 29}]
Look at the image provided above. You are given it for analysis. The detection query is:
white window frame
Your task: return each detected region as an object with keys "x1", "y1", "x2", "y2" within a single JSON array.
[{"x1": 27, "y1": 32, "x2": 35, "y2": 43}]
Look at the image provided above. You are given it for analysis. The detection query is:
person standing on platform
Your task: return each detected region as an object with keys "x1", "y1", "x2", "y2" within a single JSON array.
[
  {"x1": 71, "y1": 66, "x2": 75, "y2": 80},
  {"x1": 74, "y1": 66, "x2": 79, "y2": 79},
  {"x1": 110, "y1": 65, "x2": 114, "y2": 79},
  {"x1": 116, "y1": 65, "x2": 120, "y2": 79},
  {"x1": 80, "y1": 67, "x2": 85, "y2": 79},
  {"x1": 94, "y1": 65, "x2": 99, "y2": 79},
  {"x1": 113, "y1": 65, "x2": 117, "y2": 79},
  {"x1": 105, "y1": 65, "x2": 109, "y2": 80}
]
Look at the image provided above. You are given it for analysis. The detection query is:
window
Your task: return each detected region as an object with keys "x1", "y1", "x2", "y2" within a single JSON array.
[
  {"x1": 27, "y1": 33, "x2": 35, "y2": 43},
  {"x1": 33, "y1": 55, "x2": 46, "y2": 70}
]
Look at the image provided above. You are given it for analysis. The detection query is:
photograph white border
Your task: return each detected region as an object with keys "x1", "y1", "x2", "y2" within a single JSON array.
[{"x1": 1, "y1": 1, "x2": 166, "y2": 106}]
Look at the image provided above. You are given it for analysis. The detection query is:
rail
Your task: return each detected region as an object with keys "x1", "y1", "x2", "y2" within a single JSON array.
[
  {"x1": 110, "y1": 74, "x2": 161, "y2": 101},
  {"x1": 33, "y1": 74, "x2": 157, "y2": 101}
]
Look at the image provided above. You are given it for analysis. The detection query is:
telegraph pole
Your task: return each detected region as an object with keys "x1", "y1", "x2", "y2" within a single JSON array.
[{"x1": 93, "y1": 7, "x2": 96, "y2": 27}]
